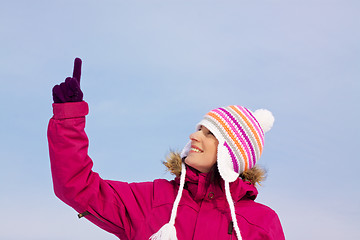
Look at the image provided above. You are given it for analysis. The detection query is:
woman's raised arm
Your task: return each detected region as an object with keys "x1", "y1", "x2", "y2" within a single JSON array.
[{"x1": 47, "y1": 58, "x2": 154, "y2": 239}]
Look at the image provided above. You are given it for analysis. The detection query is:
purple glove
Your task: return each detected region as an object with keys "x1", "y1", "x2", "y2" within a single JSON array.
[{"x1": 52, "y1": 58, "x2": 83, "y2": 103}]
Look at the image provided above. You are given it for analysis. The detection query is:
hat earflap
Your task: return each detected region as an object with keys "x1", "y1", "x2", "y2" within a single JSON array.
[
  {"x1": 180, "y1": 140, "x2": 191, "y2": 159},
  {"x1": 217, "y1": 141, "x2": 239, "y2": 183},
  {"x1": 150, "y1": 163, "x2": 186, "y2": 240}
]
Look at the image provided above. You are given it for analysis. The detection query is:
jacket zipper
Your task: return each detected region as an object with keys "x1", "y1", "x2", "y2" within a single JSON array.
[
  {"x1": 78, "y1": 211, "x2": 90, "y2": 218},
  {"x1": 78, "y1": 211, "x2": 105, "y2": 223},
  {"x1": 228, "y1": 221, "x2": 233, "y2": 239}
]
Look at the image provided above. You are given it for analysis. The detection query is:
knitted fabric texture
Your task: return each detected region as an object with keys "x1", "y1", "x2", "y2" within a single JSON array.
[
  {"x1": 182, "y1": 105, "x2": 272, "y2": 182},
  {"x1": 155, "y1": 105, "x2": 274, "y2": 240},
  {"x1": 200, "y1": 105, "x2": 264, "y2": 182}
]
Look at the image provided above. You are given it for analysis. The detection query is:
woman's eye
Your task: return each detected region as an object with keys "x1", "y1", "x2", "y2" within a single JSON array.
[{"x1": 205, "y1": 129, "x2": 214, "y2": 136}]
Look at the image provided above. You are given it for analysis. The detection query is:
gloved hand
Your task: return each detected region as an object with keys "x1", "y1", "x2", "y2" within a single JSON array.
[{"x1": 52, "y1": 58, "x2": 83, "y2": 103}]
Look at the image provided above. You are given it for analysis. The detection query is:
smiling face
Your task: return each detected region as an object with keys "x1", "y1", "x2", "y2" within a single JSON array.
[{"x1": 184, "y1": 125, "x2": 219, "y2": 173}]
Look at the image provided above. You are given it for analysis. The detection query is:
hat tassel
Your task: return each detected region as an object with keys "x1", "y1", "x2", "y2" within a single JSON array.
[
  {"x1": 150, "y1": 163, "x2": 186, "y2": 240},
  {"x1": 149, "y1": 223, "x2": 177, "y2": 240}
]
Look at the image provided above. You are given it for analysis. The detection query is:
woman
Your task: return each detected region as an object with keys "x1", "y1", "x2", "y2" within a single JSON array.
[{"x1": 48, "y1": 58, "x2": 285, "y2": 240}]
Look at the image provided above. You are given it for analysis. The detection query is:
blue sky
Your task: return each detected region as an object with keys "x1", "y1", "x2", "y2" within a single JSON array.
[{"x1": 0, "y1": 1, "x2": 359, "y2": 239}]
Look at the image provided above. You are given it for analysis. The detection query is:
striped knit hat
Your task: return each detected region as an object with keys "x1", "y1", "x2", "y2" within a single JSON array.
[
  {"x1": 196, "y1": 105, "x2": 274, "y2": 182},
  {"x1": 150, "y1": 106, "x2": 274, "y2": 240}
]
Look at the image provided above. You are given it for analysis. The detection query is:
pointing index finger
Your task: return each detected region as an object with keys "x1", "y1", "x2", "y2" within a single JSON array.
[{"x1": 72, "y1": 57, "x2": 82, "y2": 84}]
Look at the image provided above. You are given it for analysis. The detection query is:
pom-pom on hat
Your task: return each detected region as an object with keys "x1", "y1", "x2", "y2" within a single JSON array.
[
  {"x1": 152, "y1": 105, "x2": 274, "y2": 240},
  {"x1": 181, "y1": 105, "x2": 274, "y2": 182},
  {"x1": 202, "y1": 106, "x2": 273, "y2": 182}
]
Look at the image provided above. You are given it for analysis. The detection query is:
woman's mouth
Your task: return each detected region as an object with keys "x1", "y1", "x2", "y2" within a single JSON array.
[{"x1": 190, "y1": 145, "x2": 203, "y2": 153}]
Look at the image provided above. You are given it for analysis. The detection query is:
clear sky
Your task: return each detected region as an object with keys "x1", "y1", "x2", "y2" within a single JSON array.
[{"x1": 1, "y1": 1, "x2": 359, "y2": 239}]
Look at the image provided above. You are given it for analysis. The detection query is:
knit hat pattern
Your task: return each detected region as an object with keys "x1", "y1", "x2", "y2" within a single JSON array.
[
  {"x1": 199, "y1": 105, "x2": 269, "y2": 182},
  {"x1": 152, "y1": 105, "x2": 275, "y2": 240}
]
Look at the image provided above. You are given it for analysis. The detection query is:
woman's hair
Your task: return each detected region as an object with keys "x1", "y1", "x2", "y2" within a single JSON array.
[{"x1": 163, "y1": 151, "x2": 266, "y2": 186}]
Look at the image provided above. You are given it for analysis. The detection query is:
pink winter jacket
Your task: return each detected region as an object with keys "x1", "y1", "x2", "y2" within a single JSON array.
[{"x1": 48, "y1": 101, "x2": 285, "y2": 240}]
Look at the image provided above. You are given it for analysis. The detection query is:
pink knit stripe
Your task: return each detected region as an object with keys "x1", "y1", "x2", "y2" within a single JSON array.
[
  {"x1": 224, "y1": 141, "x2": 240, "y2": 173},
  {"x1": 215, "y1": 108, "x2": 255, "y2": 168},
  {"x1": 238, "y1": 106, "x2": 264, "y2": 146},
  {"x1": 228, "y1": 106, "x2": 263, "y2": 162},
  {"x1": 212, "y1": 109, "x2": 252, "y2": 165},
  {"x1": 206, "y1": 111, "x2": 249, "y2": 170}
]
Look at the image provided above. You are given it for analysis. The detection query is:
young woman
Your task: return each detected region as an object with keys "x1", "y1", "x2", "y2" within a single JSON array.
[{"x1": 48, "y1": 58, "x2": 285, "y2": 240}]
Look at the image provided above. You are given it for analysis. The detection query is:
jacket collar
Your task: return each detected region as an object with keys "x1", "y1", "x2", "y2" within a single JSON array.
[{"x1": 176, "y1": 165, "x2": 258, "y2": 203}]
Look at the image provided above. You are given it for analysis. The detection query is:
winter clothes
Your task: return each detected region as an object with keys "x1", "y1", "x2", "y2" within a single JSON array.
[{"x1": 48, "y1": 101, "x2": 285, "y2": 240}]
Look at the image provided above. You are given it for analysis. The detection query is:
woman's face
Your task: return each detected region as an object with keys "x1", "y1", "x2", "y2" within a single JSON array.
[{"x1": 185, "y1": 125, "x2": 219, "y2": 173}]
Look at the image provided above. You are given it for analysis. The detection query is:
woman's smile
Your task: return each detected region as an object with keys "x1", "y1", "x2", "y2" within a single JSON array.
[{"x1": 189, "y1": 145, "x2": 203, "y2": 153}]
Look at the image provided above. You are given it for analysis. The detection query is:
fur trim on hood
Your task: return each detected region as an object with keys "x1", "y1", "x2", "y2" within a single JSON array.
[{"x1": 163, "y1": 151, "x2": 266, "y2": 186}]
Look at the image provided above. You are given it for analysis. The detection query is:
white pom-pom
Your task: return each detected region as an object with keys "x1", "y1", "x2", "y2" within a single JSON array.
[
  {"x1": 149, "y1": 223, "x2": 177, "y2": 240},
  {"x1": 253, "y1": 109, "x2": 275, "y2": 133}
]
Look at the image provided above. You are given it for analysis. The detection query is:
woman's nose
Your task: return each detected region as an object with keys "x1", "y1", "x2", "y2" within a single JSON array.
[{"x1": 189, "y1": 131, "x2": 200, "y2": 142}]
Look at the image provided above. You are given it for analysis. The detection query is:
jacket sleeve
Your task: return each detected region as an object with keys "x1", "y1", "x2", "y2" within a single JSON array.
[
  {"x1": 47, "y1": 101, "x2": 153, "y2": 239},
  {"x1": 266, "y1": 210, "x2": 286, "y2": 240}
]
